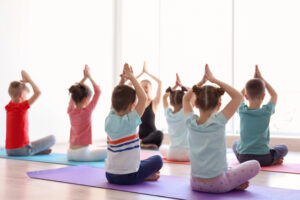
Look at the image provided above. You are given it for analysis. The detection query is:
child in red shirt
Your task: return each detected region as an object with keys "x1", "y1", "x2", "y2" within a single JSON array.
[
  {"x1": 5, "y1": 70, "x2": 55, "y2": 156},
  {"x1": 67, "y1": 65, "x2": 106, "y2": 161}
]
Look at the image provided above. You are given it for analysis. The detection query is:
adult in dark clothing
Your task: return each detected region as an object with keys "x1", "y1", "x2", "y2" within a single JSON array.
[{"x1": 135, "y1": 62, "x2": 163, "y2": 149}]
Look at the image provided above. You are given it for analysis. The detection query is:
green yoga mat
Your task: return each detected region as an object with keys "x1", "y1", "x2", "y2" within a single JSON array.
[{"x1": 0, "y1": 149, "x2": 105, "y2": 167}]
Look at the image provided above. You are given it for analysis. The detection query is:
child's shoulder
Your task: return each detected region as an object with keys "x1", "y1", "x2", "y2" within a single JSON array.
[{"x1": 5, "y1": 100, "x2": 30, "y2": 111}]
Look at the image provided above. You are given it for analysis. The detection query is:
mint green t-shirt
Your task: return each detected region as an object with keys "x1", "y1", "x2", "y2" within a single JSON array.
[
  {"x1": 185, "y1": 112, "x2": 228, "y2": 179},
  {"x1": 237, "y1": 101, "x2": 275, "y2": 155}
]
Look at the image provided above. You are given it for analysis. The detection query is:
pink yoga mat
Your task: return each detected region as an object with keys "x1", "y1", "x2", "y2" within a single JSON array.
[
  {"x1": 141, "y1": 151, "x2": 300, "y2": 174},
  {"x1": 27, "y1": 165, "x2": 300, "y2": 200}
]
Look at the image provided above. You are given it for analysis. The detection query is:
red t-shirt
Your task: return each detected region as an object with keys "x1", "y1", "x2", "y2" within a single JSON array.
[{"x1": 5, "y1": 100, "x2": 30, "y2": 149}]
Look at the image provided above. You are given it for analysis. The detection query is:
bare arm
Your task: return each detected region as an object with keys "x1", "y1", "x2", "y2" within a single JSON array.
[
  {"x1": 255, "y1": 65, "x2": 277, "y2": 105},
  {"x1": 163, "y1": 93, "x2": 169, "y2": 109},
  {"x1": 143, "y1": 62, "x2": 162, "y2": 110},
  {"x1": 183, "y1": 89, "x2": 194, "y2": 114},
  {"x1": 123, "y1": 63, "x2": 147, "y2": 116},
  {"x1": 205, "y1": 65, "x2": 242, "y2": 120},
  {"x1": 21, "y1": 70, "x2": 41, "y2": 105}
]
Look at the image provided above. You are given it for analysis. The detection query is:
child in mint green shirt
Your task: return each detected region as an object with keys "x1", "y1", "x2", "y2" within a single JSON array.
[{"x1": 233, "y1": 65, "x2": 288, "y2": 166}]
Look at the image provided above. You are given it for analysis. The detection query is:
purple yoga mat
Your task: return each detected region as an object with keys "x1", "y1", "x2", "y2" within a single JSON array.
[{"x1": 27, "y1": 165, "x2": 300, "y2": 200}]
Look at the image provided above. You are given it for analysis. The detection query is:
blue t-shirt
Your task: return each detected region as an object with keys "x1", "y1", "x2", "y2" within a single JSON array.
[
  {"x1": 165, "y1": 107, "x2": 189, "y2": 149},
  {"x1": 105, "y1": 109, "x2": 142, "y2": 140},
  {"x1": 185, "y1": 112, "x2": 228, "y2": 179},
  {"x1": 237, "y1": 101, "x2": 275, "y2": 155}
]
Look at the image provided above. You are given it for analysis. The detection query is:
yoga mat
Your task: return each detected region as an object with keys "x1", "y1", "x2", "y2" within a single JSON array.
[
  {"x1": 27, "y1": 165, "x2": 300, "y2": 200},
  {"x1": 0, "y1": 149, "x2": 105, "y2": 168},
  {"x1": 228, "y1": 158, "x2": 300, "y2": 174},
  {"x1": 141, "y1": 151, "x2": 300, "y2": 174}
]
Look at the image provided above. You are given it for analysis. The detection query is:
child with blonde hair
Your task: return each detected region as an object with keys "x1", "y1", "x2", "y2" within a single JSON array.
[
  {"x1": 5, "y1": 70, "x2": 55, "y2": 156},
  {"x1": 67, "y1": 65, "x2": 107, "y2": 161},
  {"x1": 183, "y1": 65, "x2": 260, "y2": 193},
  {"x1": 232, "y1": 65, "x2": 288, "y2": 166},
  {"x1": 160, "y1": 73, "x2": 190, "y2": 161},
  {"x1": 105, "y1": 63, "x2": 163, "y2": 185}
]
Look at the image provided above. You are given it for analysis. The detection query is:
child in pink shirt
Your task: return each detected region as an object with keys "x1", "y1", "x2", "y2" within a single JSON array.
[{"x1": 67, "y1": 65, "x2": 107, "y2": 161}]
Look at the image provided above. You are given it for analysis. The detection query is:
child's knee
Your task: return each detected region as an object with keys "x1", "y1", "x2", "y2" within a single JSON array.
[
  {"x1": 152, "y1": 155, "x2": 163, "y2": 170},
  {"x1": 248, "y1": 160, "x2": 261, "y2": 174}
]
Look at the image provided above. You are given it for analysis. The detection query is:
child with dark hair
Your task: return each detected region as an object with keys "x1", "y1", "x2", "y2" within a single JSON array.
[
  {"x1": 232, "y1": 65, "x2": 288, "y2": 166},
  {"x1": 5, "y1": 70, "x2": 55, "y2": 156},
  {"x1": 160, "y1": 73, "x2": 190, "y2": 161},
  {"x1": 105, "y1": 63, "x2": 163, "y2": 185},
  {"x1": 67, "y1": 65, "x2": 107, "y2": 161},
  {"x1": 183, "y1": 64, "x2": 260, "y2": 193}
]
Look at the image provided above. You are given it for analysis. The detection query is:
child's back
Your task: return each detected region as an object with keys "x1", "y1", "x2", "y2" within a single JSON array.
[
  {"x1": 105, "y1": 63, "x2": 163, "y2": 185},
  {"x1": 5, "y1": 70, "x2": 55, "y2": 156},
  {"x1": 183, "y1": 65, "x2": 260, "y2": 194},
  {"x1": 160, "y1": 81, "x2": 190, "y2": 162},
  {"x1": 237, "y1": 101, "x2": 274, "y2": 155},
  {"x1": 233, "y1": 65, "x2": 288, "y2": 166}
]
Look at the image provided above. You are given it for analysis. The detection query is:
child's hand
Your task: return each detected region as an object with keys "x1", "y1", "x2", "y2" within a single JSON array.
[
  {"x1": 21, "y1": 70, "x2": 31, "y2": 83},
  {"x1": 84, "y1": 64, "x2": 91, "y2": 78},
  {"x1": 121, "y1": 63, "x2": 134, "y2": 80},
  {"x1": 254, "y1": 65, "x2": 263, "y2": 79},
  {"x1": 142, "y1": 61, "x2": 149, "y2": 74},
  {"x1": 205, "y1": 64, "x2": 217, "y2": 83},
  {"x1": 176, "y1": 73, "x2": 183, "y2": 87}
]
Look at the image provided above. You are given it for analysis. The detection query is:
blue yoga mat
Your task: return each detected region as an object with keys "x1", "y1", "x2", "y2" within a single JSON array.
[{"x1": 0, "y1": 149, "x2": 105, "y2": 168}]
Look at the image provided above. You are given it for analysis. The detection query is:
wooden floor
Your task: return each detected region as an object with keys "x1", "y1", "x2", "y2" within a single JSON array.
[{"x1": 1, "y1": 142, "x2": 300, "y2": 200}]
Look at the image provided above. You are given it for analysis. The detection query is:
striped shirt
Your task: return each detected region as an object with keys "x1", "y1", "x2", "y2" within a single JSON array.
[{"x1": 105, "y1": 110, "x2": 142, "y2": 174}]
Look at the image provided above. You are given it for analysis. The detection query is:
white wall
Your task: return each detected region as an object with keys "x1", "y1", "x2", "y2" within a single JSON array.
[{"x1": 0, "y1": 0, "x2": 113, "y2": 146}]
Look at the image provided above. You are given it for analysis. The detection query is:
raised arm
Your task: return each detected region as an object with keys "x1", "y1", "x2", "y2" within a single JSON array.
[
  {"x1": 255, "y1": 65, "x2": 277, "y2": 105},
  {"x1": 143, "y1": 62, "x2": 162, "y2": 109},
  {"x1": 183, "y1": 71, "x2": 207, "y2": 114},
  {"x1": 21, "y1": 70, "x2": 41, "y2": 105},
  {"x1": 205, "y1": 65, "x2": 242, "y2": 120},
  {"x1": 84, "y1": 65, "x2": 101, "y2": 110},
  {"x1": 122, "y1": 63, "x2": 147, "y2": 116},
  {"x1": 163, "y1": 92, "x2": 170, "y2": 109}
]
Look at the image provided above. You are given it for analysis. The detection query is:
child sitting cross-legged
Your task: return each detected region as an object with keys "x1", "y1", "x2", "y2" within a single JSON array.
[
  {"x1": 105, "y1": 63, "x2": 163, "y2": 185},
  {"x1": 232, "y1": 65, "x2": 288, "y2": 166}
]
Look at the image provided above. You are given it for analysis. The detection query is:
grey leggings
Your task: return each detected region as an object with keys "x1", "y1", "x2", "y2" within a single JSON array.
[
  {"x1": 6, "y1": 135, "x2": 56, "y2": 156},
  {"x1": 232, "y1": 141, "x2": 288, "y2": 167}
]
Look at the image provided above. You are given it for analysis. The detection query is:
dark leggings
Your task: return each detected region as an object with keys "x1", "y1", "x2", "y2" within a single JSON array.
[
  {"x1": 232, "y1": 141, "x2": 288, "y2": 167},
  {"x1": 141, "y1": 130, "x2": 163, "y2": 147},
  {"x1": 106, "y1": 155, "x2": 163, "y2": 185}
]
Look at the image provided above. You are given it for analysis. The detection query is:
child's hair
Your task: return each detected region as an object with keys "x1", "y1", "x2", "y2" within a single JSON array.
[
  {"x1": 112, "y1": 85, "x2": 136, "y2": 112},
  {"x1": 166, "y1": 86, "x2": 188, "y2": 106},
  {"x1": 8, "y1": 81, "x2": 29, "y2": 98},
  {"x1": 245, "y1": 78, "x2": 265, "y2": 100},
  {"x1": 192, "y1": 85, "x2": 225, "y2": 111},
  {"x1": 69, "y1": 83, "x2": 92, "y2": 104}
]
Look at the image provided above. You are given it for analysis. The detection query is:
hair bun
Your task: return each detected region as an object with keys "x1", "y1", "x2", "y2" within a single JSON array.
[
  {"x1": 181, "y1": 86, "x2": 188, "y2": 92},
  {"x1": 215, "y1": 87, "x2": 225, "y2": 97},
  {"x1": 166, "y1": 87, "x2": 174, "y2": 93},
  {"x1": 192, "y1": 85, "x2": 202, "y2": 95}
]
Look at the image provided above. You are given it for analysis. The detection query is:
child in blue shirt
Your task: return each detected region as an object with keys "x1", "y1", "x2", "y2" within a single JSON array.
[
  {"x1": 105, "y1": 63, "x2": 163, "y2": 185},
  {"x1": 160, "y1": 73, "x2": 190, "y2": 161},
  {"x1": 232, "y1": 65, "x2": 288, "y2": 166},
  {"x1": 183, "y1": 64, "x2": 260, "y2": 193}
]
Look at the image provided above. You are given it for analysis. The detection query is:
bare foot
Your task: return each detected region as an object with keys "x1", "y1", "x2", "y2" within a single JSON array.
[
  {"x1": 274, "y1": 158, "x2": 284, "y2": 165},
  {"x1": 145, "y1": 172, "x2": 160, "y2": 181},
  {"x1": 140, "y1": 142, "x2": 159, "y2": 149},
  {"x1": 35, "y1": 149, "x2": 52, "y2": 155},
  {"x1": 235, "y1": 181, "x2": 249, "y2": 191}
]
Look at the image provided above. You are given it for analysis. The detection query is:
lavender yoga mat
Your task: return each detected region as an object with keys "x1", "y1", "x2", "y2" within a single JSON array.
[{"x1": 27, "y1": 165, "x2": 300, "y2": 200}]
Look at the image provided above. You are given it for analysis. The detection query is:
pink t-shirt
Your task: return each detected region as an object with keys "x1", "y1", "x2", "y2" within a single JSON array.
[{"x1": 68, "y1": 84, "x2": 101, "y2": 145}]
